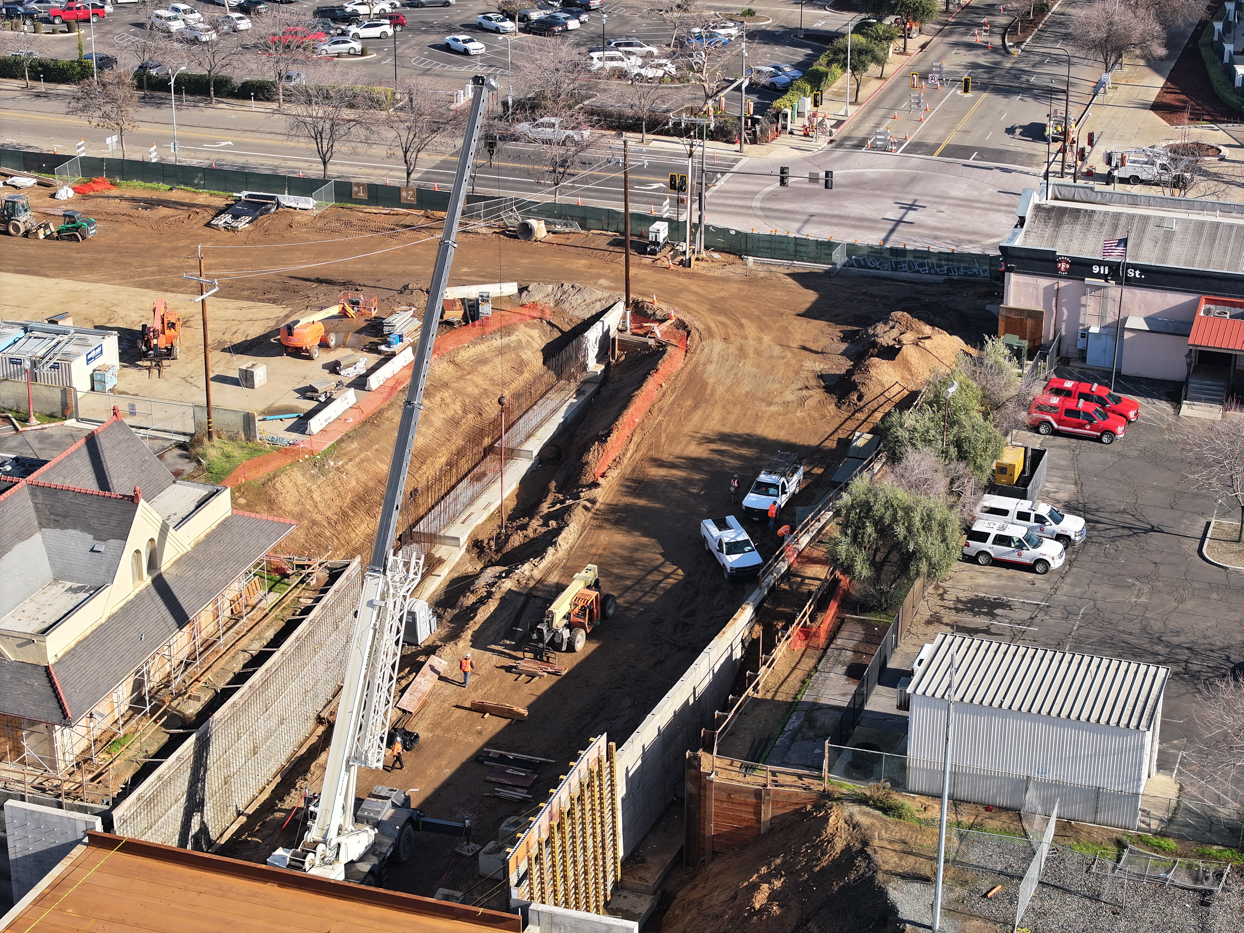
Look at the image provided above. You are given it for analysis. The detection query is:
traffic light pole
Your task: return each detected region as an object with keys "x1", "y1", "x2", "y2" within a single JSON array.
[{"x1": 685, "y1": 147, "x2": 694, "y2": 268}]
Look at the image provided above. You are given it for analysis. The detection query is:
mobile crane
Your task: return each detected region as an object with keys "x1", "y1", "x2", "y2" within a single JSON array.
[{"x1": 268, "y1": 75, "x2": 496, "y2": 887}]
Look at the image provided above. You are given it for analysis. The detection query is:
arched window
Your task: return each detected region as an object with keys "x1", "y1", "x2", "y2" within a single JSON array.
[
  {"x1": 146, "y1": 538, "x2": 158, "y2": 576},
  {"x1": 131, "y1": 550, "x2": 144, "y2": 587}
]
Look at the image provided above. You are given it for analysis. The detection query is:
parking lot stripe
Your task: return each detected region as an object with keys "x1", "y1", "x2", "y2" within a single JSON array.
[{"x1": 974, "y1": 594, "x2": 1049, "y2": 606}]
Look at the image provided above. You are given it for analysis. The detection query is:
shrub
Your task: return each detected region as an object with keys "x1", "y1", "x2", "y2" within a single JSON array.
[
  {"x1": 1199, "y1": 22, "x2": 1244, "y2": 117},
  {"x1": 0, "y1": 55, "x2": 94, "y2": 83},
  {"x1": 861, "y1": 781, "x2": 918, "y2": 821},
  {"x1": 771, "y1": 61, "x2": 844, "y2": 116},
  {"x1": 235, "y1": 79, "x2": 277, "y2": 102}
]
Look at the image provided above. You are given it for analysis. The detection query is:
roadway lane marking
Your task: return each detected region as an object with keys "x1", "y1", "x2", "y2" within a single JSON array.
[
  {"x1": 932, "y1": 53, "x2": 1024, "y2": 159},
  {"x1": 895, "y1": 86, "x2": 959, "y2": 154}
]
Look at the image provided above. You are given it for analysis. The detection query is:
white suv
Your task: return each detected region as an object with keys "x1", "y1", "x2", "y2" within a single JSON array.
[
  {"x1": 348, "y1": 19, "x2": 393, "y2": 39},
  {"x1": 962, "y1": 519, "x2": 1066, "y2": 575},
  {"x1": 975, "y1": 495, "x2": 1086, "y2": 547}
]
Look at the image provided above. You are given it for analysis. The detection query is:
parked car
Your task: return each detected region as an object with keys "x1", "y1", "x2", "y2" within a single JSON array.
[
  {"x1": 608, "y1": 37, "x2": 659, "y2": 56},
  {"x1": 47, "y1": 2, "x2": 103, "y2": 24},
  {"x1": 149, "y1": 9, "x2": 186, "y2": 31},
  {"x1": 544, "y1": 10, "x2": 581, "y2": 29},
  {"x1": 316, "y1": 34, "x2": 362, "y2": 54},
  {"x1": 21, "y1": 0, "x2": 54, "y2": 11},
  {"x1": 771, "y1": 63, "x2": 803, "y2": 80},
  {"x1": 562, "y1": 0, "x2": 600, "y2": 8},
  {"x1": 213, "y1": 10, "x2": 250, "y2": 29},
  {"x1": 182, "y1": 21, "x2": 217, "y2": 40},
  {"x1": 683, "y1": 27, "x2": 728, "y2": 47},
  {"x1": 515, "y1": 116, "x2": 590, "y2": 142},
  {"x1": 476, "y1": 11, "x2": 513, "y2": 32},
  {"x1": 167, "y1": 2, "x2": 202, "y2": 22},
  {"x1": 134, "y1": 59, "x2": 169, "y2": 76},
  {"x1": 283, "y1": 69, "x2": 306, "y2": 84},
  {"x1": 524, "y1": 15, "x2": 566, "y2": 35},
  {"x1": 444, "y1": 33, "x2": 483, "y2": 54},
  {"x1": 342, "y1": 0, "x2": 389, "y2": 11},
  {"x1": 1, "y1": 5, "x2": 36, "y2": 21},
  {"x1": 268, "y1": 25, "x2": 328, "y2": 47},
  {"x1": 85, "y1": 0, "x2": 112, "y2": 14},
  {"x1": 83, "y1": 51, "x2": 118, "y2": 70},
  {"x1": 234, "y1": 0, "x2": 266, "y2": 12},
  {"x1": 1028, "y1": 394, "x2": 1128, "y2": 444},
  {"x1": 963, "y1": 519, "x2": 1066, "y2": 574},
  {"x1": 377, "y1": 10, "x2": 404, "y2": 28},
  {"x1": 347, "y1": 18, "x2": 391, "y2": 38},
  {"x1": 975, "y1": 494, "x2": 1086, "y2": 547},
  {"x1": 1043, "y1": 378, "x2": 1139, "y2": 422},
  {"x1": 406, "y1": 0, "x2": 451, "y2": 6},
  {"x1": 748, "y1": 65, "x2": 791, "y2": 91},
  {"x1": 587, "y1": 48, "x2": 639, "y2": 72},
  {"x1": 207, "y1": 0, "x2": 243, "y2": 6},
  {"x1": 703, "y1": 19, "x2": 742, "y2": 38}
]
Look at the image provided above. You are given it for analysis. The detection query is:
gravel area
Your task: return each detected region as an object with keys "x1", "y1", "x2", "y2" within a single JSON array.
[{"x1": 885, "y1": 829, "x2": 1242, "y2": 932}]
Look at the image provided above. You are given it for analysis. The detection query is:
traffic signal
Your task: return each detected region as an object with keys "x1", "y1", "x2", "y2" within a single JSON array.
[
  {"x1": 824, "y1": 170, "x2": 833, "y2": 190},
  {"x1": 812, "y1": 90, "x2": 822, "y2": 107},
  {"x1": 779, "y1": 166, "x2": 789, "y2": 187},
  {"x1": 484, "y1": 133, "x2": 498, "y2": 161},
  {"x1": 668, "y1": 173, "x2": 688, "y2": 193},
  {"x1": 962, "y1": 76, "x2": 971, "y2": 95}
]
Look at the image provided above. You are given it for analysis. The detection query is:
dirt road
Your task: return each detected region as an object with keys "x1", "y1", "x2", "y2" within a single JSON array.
[{"x1": 0, "y1": 187, "x2": 997, "y2": 903}]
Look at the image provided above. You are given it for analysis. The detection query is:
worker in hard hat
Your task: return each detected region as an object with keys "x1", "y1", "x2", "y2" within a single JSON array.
[{"x1": 460, "y1": 653, "x2": 476, "y2": 689}]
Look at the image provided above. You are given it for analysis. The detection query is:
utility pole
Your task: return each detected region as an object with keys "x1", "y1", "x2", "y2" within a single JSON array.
[
  {"x1": 685, "y1": 145, "x2": 694, "y2": 267},
  {"x1": 623, "y1": 138, "x2": 631, "y2": 327},
  {"x1": 932, "y1": 648, "x2": 958, "y2": 932},
  {"x1": 497, "y1": 395, "x2": 506, "y2": 537},
  {"x1": 696, "y1": 126, "x2": 706, "y2": 259},
  {"x1": 184, "y1": 249, "x2": 219, "y2": 442}
]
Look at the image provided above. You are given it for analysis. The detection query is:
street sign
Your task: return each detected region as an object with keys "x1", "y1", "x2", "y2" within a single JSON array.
[{"x1": 105, "y1": 135, "x2": 118, "y2": 152}]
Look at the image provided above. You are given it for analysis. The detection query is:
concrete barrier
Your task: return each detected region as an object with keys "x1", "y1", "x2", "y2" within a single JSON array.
[
  {"x1": 443, "y1": 282, "x2": 518, "y2": 300},
  {"x1": 307, "y1": 388, "x2": 356, "y2": 436},
  {"x1": 4, "y1": 800, "x2": 102, "y2": 903},
  {"x1": 365, "y1": 346, "x2": 414, "y2": 391},
  {"x1": 527, "y1": 904, "x2": 638, "y2": 932}
]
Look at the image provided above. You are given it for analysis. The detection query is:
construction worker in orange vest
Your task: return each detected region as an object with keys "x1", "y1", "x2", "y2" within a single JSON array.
[
  {"x1": 767, "y1": 500, "x2": 778, "y2": 530},
  {"x1": 460, "y1": 653, "x2": 476, "y2": 689}
]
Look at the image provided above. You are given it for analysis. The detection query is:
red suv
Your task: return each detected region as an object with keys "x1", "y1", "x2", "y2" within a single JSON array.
[
  {"x1": 379, "y1": 11, "x2": 406, "y2": 28},
  {"x1": 1044, "y1": 379, "x2": 1139, "y2": 422},
  {"x1": 1029, "y1": 395, "x2": 1127, "y2": 444}
]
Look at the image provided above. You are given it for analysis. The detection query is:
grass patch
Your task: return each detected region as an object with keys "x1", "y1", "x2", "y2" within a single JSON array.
[
  {"x1": 110, "y1": 180, "x2": 174, "y2": 192},
  {"x1": 106, "y1": 733, "x2": 133, "y2": 756},
  {"x1": 860, "y1": 781, "x2": 919, "y2": 822},
  {"x1": 1068, "y1": 838, "x2": 1120, "y2": 860},
  {"x1": 952, "y1": 820, "x2": 1026, "y2": 839},
  {"x1": 1129, "y1": 832, "x2": 1179, "y2": 854},
  {"x1": 3, "y1": 409, "x2": 63, "y2": 425},
  {"x1": 1192, "y1": 846, "x2": 1244, "y2": 865},
  {"x1": 191, "y1": 437, "x2": 272, "y2": 485}
]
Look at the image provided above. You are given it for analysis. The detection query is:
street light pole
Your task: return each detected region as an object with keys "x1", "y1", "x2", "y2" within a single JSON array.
[
  {"x1": 505, "y1": 37, "x2": 513, "y2": 117},
  {"x1": 170, "y1": 66, "x2": 187, "y2": 165},
  {"x1": 845, "y1": 19, "x2": 854, "y2": 117},
  {"x1": 739, "y1": 25, "x2": 747, "y2": 152},
  {"x1": 601, "y1": 12, "x2": 606, "y2": 49},
  {"x1": 88, "y1": 14, "x2": 96, "y2": 79},
  {"x1": 391, "y1": 28, "x2": 398, "y2": 87},
  {"x1": 798, "y1": 0, "x2": 804, "y2": 38}
]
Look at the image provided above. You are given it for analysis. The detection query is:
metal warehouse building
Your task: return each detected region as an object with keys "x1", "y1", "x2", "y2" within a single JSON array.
[
  {"x1": 907, "y1": 634, "x2": 1168, "y2": 829},
  {"x1": 0, "y1": 320, "x2": 120, "y2": 391}
]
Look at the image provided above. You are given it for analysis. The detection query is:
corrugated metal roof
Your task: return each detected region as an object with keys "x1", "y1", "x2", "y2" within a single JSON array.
[
  {"x1": 1188, "y1": 313, "x2": 1244, "y2": 351},
  {"x1": 908, "y1": 634, "x2": 1168, "y2": 732},
  {"x1": 1018, "y1": 203, "x2": 1244, "y2": 274}
]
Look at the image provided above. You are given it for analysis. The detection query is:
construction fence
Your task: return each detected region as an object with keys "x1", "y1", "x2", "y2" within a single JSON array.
[
  {"x1": 1, "y1": 148, "x2": 1000, "y2": 279},
  {"x1": 110, "y1": 560, "x2": 361, "y2": 849}
]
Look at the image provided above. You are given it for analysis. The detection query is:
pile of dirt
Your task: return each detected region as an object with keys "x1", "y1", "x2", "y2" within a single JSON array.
[
  {"x1": 661, "y1": 803, "x2": 937, "y2": 933},
  {"x1": 517, "y1": 283, "x2": 622, "y2": 320},
  {"x1": 838, "y1": 311, "x2": 972, "y2": 405}
]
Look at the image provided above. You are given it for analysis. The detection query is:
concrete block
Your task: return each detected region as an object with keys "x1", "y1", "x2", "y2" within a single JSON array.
[
  {"x1": 4, "y1": 800, "x2": 102, "y2": 904},
  {"x1": 528, "y1": 902, "x2": 639, "y2": 933},
  {"x1": 238, "y1": 362, "x2": 267, "y2": 389},
  {"x1": 478, "y1": 840, "x2": 505, "y2": 879}
]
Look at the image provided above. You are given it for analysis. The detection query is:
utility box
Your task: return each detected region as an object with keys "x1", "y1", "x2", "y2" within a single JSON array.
[
  {"x1": 1001, "y1": 333, "x2": 1028, "y2": 365},
  {"x1": 993, "y1": 446, "x2": 1025, "y2": 485},
  {"x1": 91, "y1": 364, "x2": 118, "y2": 393},
  {"x1": 238, "y1": 362, "x2": 267, "y2": 389}
]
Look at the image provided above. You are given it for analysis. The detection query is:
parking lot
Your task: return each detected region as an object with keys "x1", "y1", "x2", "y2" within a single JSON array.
[
  {"x1": 12, "y1": 0, "x2": 851, "y2": 111},
  {"x1": 900, "y1": 369, "x2": 1244, "y2": 782}
]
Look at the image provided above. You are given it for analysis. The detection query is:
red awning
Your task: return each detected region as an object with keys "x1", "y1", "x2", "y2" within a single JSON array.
[{"x1": 1188, "y1": 314, "x2": 1244, "y2": 352}]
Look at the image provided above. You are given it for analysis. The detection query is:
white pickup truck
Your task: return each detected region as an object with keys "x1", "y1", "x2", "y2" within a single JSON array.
[
  {"x1": 742, "y1": 451, "x2": 804, "y2": 522},
  {"x1": 701, "y1": 515, "x2": 763, "y2": 580},
  {"x1": 1103, "y1": 147, "x2": 1190, "y2": 187}
]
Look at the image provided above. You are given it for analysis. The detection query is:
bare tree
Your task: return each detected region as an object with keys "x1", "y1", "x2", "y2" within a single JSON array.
[
  {"x1": 887, "y1": 448, "x2": 950, "y2": 500},
  {"x1": 625, "y1": 75, "x2": 673, "y2": 143},
  {"x1": 66, "y1": 70, "x2": 138, "y2": 158},
  {"x1": 249, "y1": 5, "x2": 325, "y2": 109},
  {"x1": 0, "y1": 29, "x2": 48, "y2": 89},
  {"x1": 828, "y1": 35, "x2": 887, "y2": 103},
  {"x1": 654, "y1": 0, "x2": 707, "y2": 45},
  {"x1": 285, "y1": 82, "x2": 366, "y2": 178},
  {"x1": 373, "y1": 78, "x2": 460, "y2": 185},
  {"x1": 117, "y1": 28, "x2": 181, "y2": 96},
  {"x1": 512, "y1": 35, "x2": 599, "y2": 189},
  {"x1": 671, "y1": 42, "x2": 735, "y2": 107},
  {"x1": 1136, "y1": 0, "x2": 1205, "y2": 31},
  {"x1": 1183, "y1": 673, "x2": 1244, "y2": 808},
  {"x1": 956, "y1": 337, "x2": 1042, "y2": 440},
  {"x1": 183, "y1": 27, "x2": 247, "y2": 105},
  {"x1": 1069, "y1": 0, "x2": 1166, "y2": 71},
  {"x1": 1185, "y1": 420, "x2": 1244, "y2": 542}
]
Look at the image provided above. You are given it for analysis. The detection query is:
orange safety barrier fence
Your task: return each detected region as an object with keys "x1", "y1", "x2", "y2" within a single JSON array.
[
  {"x1": 223, "y1": 303, "x2": 554, "y2": 488},
  {"x1": 592, "y1": 313, "x2": 689, "y2": 481},
  {"x1": 791, "y1": 571, "x2": 849, "y2": 651}
]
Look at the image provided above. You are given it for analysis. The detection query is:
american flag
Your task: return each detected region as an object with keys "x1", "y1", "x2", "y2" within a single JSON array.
[{"x1": 1102, "y1": 237, "x2": 1128, "y2": 259}]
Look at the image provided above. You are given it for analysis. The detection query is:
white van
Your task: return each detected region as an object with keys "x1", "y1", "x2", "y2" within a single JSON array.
[{"x1": 975, "y1": 494, "x2": 1085, "y2": 546}]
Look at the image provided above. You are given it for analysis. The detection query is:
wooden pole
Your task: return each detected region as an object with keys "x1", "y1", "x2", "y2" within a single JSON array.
[
  {"x1": 198, "y1": 248, "x2": 215, "y2": 441},
  {"x1": 623, "y1": 138, "x2": 631, "y2": 329}
]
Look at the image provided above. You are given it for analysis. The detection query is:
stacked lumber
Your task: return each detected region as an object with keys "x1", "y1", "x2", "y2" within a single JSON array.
[
  {"x1": 396, "y1": 656, "x2": 447, "y2": 715},
  {"x1": 486, "y1": 767, "x2": 538, "y2": 788},
  {"x1": 509, "y1": 658, "x2": 567, "y2": 678},
  {"x1": 470, "y1": 700, "x2": 528, "y2": 720},
  {"x1": 476, "y1": 749, "x2": 552, "y2": 770}
]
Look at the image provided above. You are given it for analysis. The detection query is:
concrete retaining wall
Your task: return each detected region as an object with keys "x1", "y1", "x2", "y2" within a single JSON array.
[
  {"x1": 195, "y1": 404, "x2": 259, "y2": 442},
  {"x1": 4, "y1": 801, "x2": 102, "y2": 903},
  {"x1": 110, "y1": 560, "x2": 362, "y2": 849},
  {"x1": 527, "y1": 903, "x2": 638, "y2": 932},
  {"x1": 0, "y1": 380, "x2": 76, "y2": 420}
]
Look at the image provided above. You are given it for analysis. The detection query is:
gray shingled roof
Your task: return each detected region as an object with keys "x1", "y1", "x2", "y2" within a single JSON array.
[
  {"x1": 52, "y1": 512, "x2": 294, "y2": 722},
  {"x1": 0, "y1": 660, "x2": 63, "y2": 723},
  {"x1": 36, "y1": 419, "x2": 174, "y2": 501},
  {"x1": 26, "y1": 484, "x2": 135, "y2": 587},
  {"x1": 0, "y1": 485, "x2": 53, "y2": 618},
  {"x1": 909, "y1": 634, "x2": 1168, "y2": 732},
  {"x1": 1019, "y1": 203, "x2": 1244, "y2": 274}
]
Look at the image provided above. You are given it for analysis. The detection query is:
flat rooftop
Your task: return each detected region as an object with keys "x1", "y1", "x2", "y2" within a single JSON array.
[
  {"x1": 1, "y1": 832, "x2": 521, "y2": 933},
  {"x1": 151, "y1": 480, "x2": 218, "y2": 526},
  {"x1": 0, "y1": 579, "x2": 101, "y2": 635}
]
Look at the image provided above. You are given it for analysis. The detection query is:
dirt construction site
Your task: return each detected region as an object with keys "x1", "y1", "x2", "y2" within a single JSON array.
[{"x1": 0, "y1": 184, "x2": 1001, "y2": 923}]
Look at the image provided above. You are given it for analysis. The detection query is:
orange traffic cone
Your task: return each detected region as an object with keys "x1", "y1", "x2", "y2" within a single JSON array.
[
  {"x1": 988, "y1": 41, "x2": 992, "y2": 49},
  {"x1": 649, "y1": 204, "x2": 654, "y2": 214},
  {"x1": 974, "y1": 31, "x2": 979, "y2": 42},
  {"x1": 920, "y1": 113, "x2": 925, "y2": 122}
]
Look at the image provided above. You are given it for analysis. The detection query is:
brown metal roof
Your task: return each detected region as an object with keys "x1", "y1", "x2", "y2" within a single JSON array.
[
  {"x1": 1188, "y1": 313, "x2": 1244, "y2": 352},
  {"x1": 2, "y1": 832, "x2": 521, "y2": 933}
]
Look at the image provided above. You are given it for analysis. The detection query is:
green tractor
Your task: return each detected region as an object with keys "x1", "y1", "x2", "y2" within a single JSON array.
[{"x1": 1, "y1": 194, "x2": 96, "y2": 241}]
